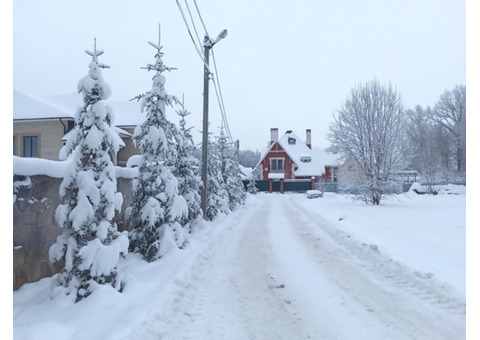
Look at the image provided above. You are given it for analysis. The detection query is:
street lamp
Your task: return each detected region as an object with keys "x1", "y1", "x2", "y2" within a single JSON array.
[{"x1": 201, "y1": 29, "x2": 228, "y2": 219}]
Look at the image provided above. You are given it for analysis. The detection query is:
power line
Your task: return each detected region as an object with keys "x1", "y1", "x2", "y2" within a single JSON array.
[
  {"x1": 183, "y1": 0, "x2": 203, "y2": 54},
  {"x1": 211, "y1": 50, "x2": 233, "y2": 144},
  {"x1": 174, "y1": 0, "x2": 208, "y2": 71},
  {"x1": 193, "y1": 0, "x2": 209, "y2": 37},
  {"x1": 175, "y1": 0, "x2": 234, "y2": 144}
]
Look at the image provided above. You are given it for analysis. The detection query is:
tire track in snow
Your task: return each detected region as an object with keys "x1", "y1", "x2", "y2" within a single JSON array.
[
  {"x1": 289, "y1": 194, "x2": 466, "y2": 314},
  {"x1": 128, "y1": 193, "x2": 465, "y2": 339},
  {"x1": 264, "y1": 194, "x2": 396, "y2": 339},
  {"x1": 274, "y1": 194, "x2": 465, "y2": 340},
  {"x1": 145, "y1": 195, "x2": 313, "y2": 340}
]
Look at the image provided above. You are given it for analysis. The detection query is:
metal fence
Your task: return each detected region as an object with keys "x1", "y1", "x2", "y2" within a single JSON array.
[{"x1": 243, "y1": 180, "x2": 465, "y2": 194}]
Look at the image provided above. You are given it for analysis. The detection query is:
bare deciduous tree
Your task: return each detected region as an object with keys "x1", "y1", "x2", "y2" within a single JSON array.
[
  {"x1": 404, "y1": 105, "x2": 432, "y2": 166},
  {"x1": 328, "y1": 79, "x2": 406, "y2": 205},
  {"x1": 432, "y1": 84, "x2": 466, "y2": 174},
  {"x1": 404, "y1": 105, "x2": 451, "y2": 193}
]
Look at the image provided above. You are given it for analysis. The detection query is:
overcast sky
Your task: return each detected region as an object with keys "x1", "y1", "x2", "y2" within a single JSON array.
[{"x1": 12, "y1": 0, "x2": 466, "y2": 151}]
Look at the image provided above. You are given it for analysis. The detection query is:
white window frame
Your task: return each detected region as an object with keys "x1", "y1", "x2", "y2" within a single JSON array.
[{"x1": 270, "y1": 157, "x2": 284, "y2": 173}]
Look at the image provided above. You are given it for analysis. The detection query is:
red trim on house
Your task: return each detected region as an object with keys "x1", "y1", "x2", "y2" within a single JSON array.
[{"x1": 260, "y1": 142, "x2": 294, "y2": 180}]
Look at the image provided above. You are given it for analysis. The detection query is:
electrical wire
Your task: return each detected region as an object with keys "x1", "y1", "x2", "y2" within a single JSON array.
[
  {"x1": 175, "y1": 0, "x2": 210, "y2": 72},
  {"x1": 175, "y1": 0, "x2": 234, "y2": 145},
  {"x1": 211, "y1": 77, "x2": 231, "y2": 142},
  {"x1": 193, "y1": 0, "x2": 209, "y2": 37},
  {"x1": 183, "y1": 0, "x2": 203, "y2": 54},
  {"x1": 211, "y1": 50, "x2": 233, "y2": 144}
]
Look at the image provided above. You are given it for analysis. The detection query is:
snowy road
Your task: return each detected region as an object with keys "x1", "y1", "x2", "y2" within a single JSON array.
[{"x1": 134, "y1": 194, "x2": 465, "y2": 340}]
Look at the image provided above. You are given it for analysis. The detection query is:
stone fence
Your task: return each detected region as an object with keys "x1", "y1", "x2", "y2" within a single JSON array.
[{"x1": 13, "y1": 174, "x2": 134, "y2": 291}]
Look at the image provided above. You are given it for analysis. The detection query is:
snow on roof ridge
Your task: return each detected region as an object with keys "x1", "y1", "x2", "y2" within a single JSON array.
[
  {"x1": 14, "y1": 89, "x2": 144, "y2": 126},
  {"x1": 13, "y1": 89, "x2": 77, "y2": 120},
  {"x1": 277, "y1": 130, "x2": 311, "y2": 165}
]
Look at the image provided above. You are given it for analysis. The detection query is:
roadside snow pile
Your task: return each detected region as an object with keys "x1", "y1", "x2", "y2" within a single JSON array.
[
  {"x1": 13, "y1": 189, "x2": 466, "y2": 340},
  {"x1": 306, "y1": 189, "x2": 323, "y2": 199},
  {"x1": 409, "y1": 182, "x2": 466, "y2": 195}
]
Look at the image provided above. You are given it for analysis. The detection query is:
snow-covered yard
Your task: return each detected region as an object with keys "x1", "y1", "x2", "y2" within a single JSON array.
[{"x1": 13, "y1": 185, "x2": 466, "y2": 339}]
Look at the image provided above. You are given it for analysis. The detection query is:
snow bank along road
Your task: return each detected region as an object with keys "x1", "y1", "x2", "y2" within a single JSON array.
[{"x1": 132, "y1": 194, "x2": 466, "y2": 340}]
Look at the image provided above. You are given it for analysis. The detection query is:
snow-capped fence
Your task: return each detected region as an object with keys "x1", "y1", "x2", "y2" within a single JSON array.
[
  {"x1": 242, "y1": 179, "x2": 316, "y2": 193},
  {"x1": 13, "y1": 174, "x2": 135, "y2": 291}
]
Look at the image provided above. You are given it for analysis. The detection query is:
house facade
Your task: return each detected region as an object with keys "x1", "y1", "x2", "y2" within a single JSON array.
[
  {"x1": 256, "y1": 128, "x2": 340, "y2": 192},
  {"x1": 13, "y1": 90, "x2": 76, "y2": 160},
  {"x1": 13, "y1": 90, "x2": 140, "y2": 166}
]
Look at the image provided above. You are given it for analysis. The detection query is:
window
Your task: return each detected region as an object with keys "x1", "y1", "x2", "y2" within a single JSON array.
[
  {"x1": 23, "y1": 136, "x2": 38, "y2": 158},
  {"x1": 300, "y1": 156, "x2": 311, "y2": 163},
  {"x1": 270, "y1": 158, "x2": 284, "y2": 173},
  {"x1": 288, "y1": 137, "x2": 296, "y2": 145},
  {"x1": 333, "y1": 167, "x2": 338, "y2": 182}
]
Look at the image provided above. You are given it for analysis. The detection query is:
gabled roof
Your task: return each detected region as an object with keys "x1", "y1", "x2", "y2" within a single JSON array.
[
  {"x1": 14, "y1": 89, "x2": 144, "y2": 127},
  {"x1": 277, "y1": 130, "x2": 312, "y2": 168},
  {"x1": 239, "y1": 165, "x2": 255, "y2": 180},
  {"x1": 61, "y1": 126, "x2": 131, "y2": 143},
  {"x1": 257, "y1": 130, "x2": 341, "y2": 177},
  {"x1": 13, "y1": 89, "x2": 74, "y2": 120},
  {"x1": 44, "y1": 93, "x2": 144, "y2": 127},
  {"x1": 14, "y1": 89, "x2": 131, "y2": 147}
]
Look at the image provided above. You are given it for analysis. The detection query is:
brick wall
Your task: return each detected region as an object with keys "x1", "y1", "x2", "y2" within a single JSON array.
[{"x1": 13, "y1": 175, "x2": 134, "y2": 291}]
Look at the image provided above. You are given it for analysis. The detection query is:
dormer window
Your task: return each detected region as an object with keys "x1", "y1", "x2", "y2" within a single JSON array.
[
  {"x1": 300, "y1": 156, "x2": 311, "y2": 163},
  {"x1": 288, "y1": 137, "x2": 296, "y2": 145}
]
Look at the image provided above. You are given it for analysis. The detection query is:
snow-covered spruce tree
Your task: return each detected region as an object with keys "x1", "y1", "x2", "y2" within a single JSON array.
[
  {"x1": 49, "y1": 40, "x2": 129, "y2": 302},
  {"x1": 173, "y1": 102, "x2": 202, "y2": 230},
  {"x1": 217, "y1": 127, "x2": 246, "y2": 209},
  {"x1": 127, "y1": 34, "x2": 188, "y2": 262},
  {"x1": 246, "y1": 169, "x2": 259, "y2": 195},
  {"x1": 205, "y1": 131, "x2": 230, "y2": 220}
]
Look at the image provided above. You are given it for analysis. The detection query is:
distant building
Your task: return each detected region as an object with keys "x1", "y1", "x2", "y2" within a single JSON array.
[{"x1": 256, "y1": 128, "x2": 340, "y2": 192}]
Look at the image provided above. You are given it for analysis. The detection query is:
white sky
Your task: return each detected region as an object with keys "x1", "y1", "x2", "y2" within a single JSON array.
[{"x1": 12, "y1": 0, "x2": 467, "y2": 151}]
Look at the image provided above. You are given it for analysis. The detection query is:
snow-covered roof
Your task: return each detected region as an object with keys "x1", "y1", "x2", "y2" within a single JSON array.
[
  {"x1": 239, "y1": 165, "x2": 255, "y2": 180},
  {"x1": 14, "y1": 89, "x2": 145, "y2": 127},
  {"x1": 13, "y1": 89, "x2": 131, "y2": 149},
  {"x1": 278, "y1": 131, "x2": 316, "y2": 175},
  {"x1": 107, "y1": 99, "x2": 144, "y2": 127},
  {"x1": 44, "y1": 92, "x2": 145, "y2": 127},
  {"x1": 13, "y1": 89, "x2": 74, "y2": 120},
  {"x1": 61, "y1": 127, "x2": 131, "y2": 146},
  {"x1": 258, "y1": 130, "x2": 341, "y2": 177}
]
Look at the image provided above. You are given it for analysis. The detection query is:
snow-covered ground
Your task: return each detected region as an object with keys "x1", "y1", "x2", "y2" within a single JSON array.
[{"x1": 13, "y1": 185, "x2": 466, "y2": 339}]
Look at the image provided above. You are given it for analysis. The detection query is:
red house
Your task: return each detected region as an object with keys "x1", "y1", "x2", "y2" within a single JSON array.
[{"x1": 256, "y1": 128, "x2": 339, "y2": 193}]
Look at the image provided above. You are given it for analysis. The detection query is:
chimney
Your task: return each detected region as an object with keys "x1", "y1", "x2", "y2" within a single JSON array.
[
  {"x1": 306, "y1": 129, "x2": 312, "y2": 149},
  {"x1": 270, "y1": 128, "x2": 278, "y2": 145}
]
